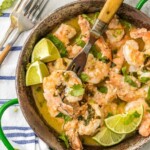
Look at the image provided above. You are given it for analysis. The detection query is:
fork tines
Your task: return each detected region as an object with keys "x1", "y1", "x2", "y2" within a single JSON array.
[{"x1": 23, "y1": 0, "x2": 48, "y2": 22}]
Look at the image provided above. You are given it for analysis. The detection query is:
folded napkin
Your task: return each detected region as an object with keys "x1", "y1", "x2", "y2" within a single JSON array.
[{"x1": 0, "y1": 0, "x2": 150, "y2": 150}]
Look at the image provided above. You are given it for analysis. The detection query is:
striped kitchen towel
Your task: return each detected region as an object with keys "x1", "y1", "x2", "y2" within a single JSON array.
[
  {"x1": 0, "y1": 0, "x2": 150, "y2": 150},
  {"x1": 0, "y1": 0, "x2": 75, "y2": 150}
]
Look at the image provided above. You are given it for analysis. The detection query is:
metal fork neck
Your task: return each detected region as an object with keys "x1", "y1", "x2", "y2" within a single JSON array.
[{"x1": 90, "y1": 19, "x2": 107, "y2": 39}]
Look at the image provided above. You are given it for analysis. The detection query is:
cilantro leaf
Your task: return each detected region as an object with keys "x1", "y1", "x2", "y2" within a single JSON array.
[
  {"x1": 106, "y1": 112, "x2": 113, "y2": 118},
  {"x1": 121, "y1": 66, "x2": 127, "y2": 76},
  {"x1": 0, "y1": 0, "x2": 16, "y2": 16},
  {"x1": 47, "y1": 34, "x2": 67, "y2": 57},
  {"x1": 98, "y1": 86, "x2": 108, "y2": 94},
  {"x1": 59, "y1": 133, "x2": 69, "y2": 148},
  {"x1": 124, "y1": 76, "x2": 138, "y2": 87},
  {"x1": 70, "y1": 84, "x2": 85, "y2": 97},
  {"x1": 80, "y1": 73, "x2": 89, "y2": 82},
  {"x1": 124, "y1": 111, "x2": 140, "y2": 125},
  {"x1": 90, "y1": 47, "x2": 110, "y2": 63},
  {"x1": 75, "y1": 36, "x2": 86, "y2": 48},
  {"x1": 82, "y1": 14, "x2": 94, "y2": 25},
  {"x1": 120, "y1": 19, "x2": 132, "y2": 30},
  {"x1": 140, "y1": 77, "x2": 150, "y2": 83},
  {"x1": 146, "y1": 87, "x2": 150, "y2": 107},
  {"x1": 56, "y1": 113, "x2": 72, "y2": 123},
  {"x1": 121, "y1": 67, "x2": 138, "y2": 87}
]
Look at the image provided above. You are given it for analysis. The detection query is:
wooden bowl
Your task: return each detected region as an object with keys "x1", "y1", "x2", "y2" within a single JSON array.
[{"x1": 16, "y1": 1, "x2": 150, "y2": 149}]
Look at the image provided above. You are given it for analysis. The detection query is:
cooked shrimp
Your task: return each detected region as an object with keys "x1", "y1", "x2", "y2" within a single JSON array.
[
  {"x1": 78, "y1": 15, "x2": 91, "y2": 43},
  {"x1": 43, "y1": 70, "x2": 84, "y2": 117},
  {"x1": 44, "y1": 92, "x2": 73, "y2": 117},
  {"x1": 82, "y1": 54, "x2": 110, "y2": 84},
  {"x1": 106, "y1": 29, "x2": 125, "y2": 44},
  {"x1": 139, "y1": 113, "x2": 150, "y2": 137},
  {"x1": 96, "y1": 37, "x2": 112, "y2": 61},
  {"x1": 47, "y1": 58, "x2": 71, "y2": 73},
  {"x1": 54, "y1": 24, "x2": 76, "y2": 46},
  {"x1": 85, "y1": 84, "x2": 117, "y2": 106},
  {"x1": 112, "y1": 48, "x2": 124, "y2": 73},
  {"x1": 108, "y1": 72, "x2": 142, "y2": 102},
  {"x1": 64, "y1": 120, "x2": 83, "y2": 150},
  {"x1": 123, "y1": 40, "x2": 144, "y2": 67},
  {"x1": 78, "y1": 119, "x2": 101, "y2": 136},
  {"x1": 130, "y1": 28, "x2": 147, "y2": 39},
  {"x1": 110, "y1": 35, "x2": 130, "y2": 49},
  {"x1": 125, "y1": 99, "x2": 148, "y2": 112},
  {"x1": 108, "y1": 16, "x2": 123, "y2": 29},
  {"x1": 66, "y1": 45, "x2": 82, "y2": 58},
  {"x1": 65, "y1": 15, "x2": 91, "y2": 58},
  {"x1": 130, "y1": 28, "x2": 150, "y2": 55},
  {"x1": 143, "y1": 31, "x2": 150, "y2": 55},
  {"x1": 106, "y1": 16, "x2": 125, "y2": 44}
]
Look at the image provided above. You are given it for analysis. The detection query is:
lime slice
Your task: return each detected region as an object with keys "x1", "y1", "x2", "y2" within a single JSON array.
[
  {"x1": 93, "y1": 127, "x2": 125, "y2": 146},
  {"x1": 31, "y1": 38, "x2": 61, "y2": 62},
  {"x1": 105, "y1": 106, "x2": 144, "y2": 134},
  {"x1": 26, "y1": 61, "x2": 49, "y2": 86}
]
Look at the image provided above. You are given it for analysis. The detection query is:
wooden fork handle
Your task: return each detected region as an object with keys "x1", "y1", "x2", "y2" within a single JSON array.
[
  {"x1": 0, "y1": 44, "x2": 12, "y2": 65},
  {"x1": 98, "y1": 0, "x2": 124, "y2": 23}
]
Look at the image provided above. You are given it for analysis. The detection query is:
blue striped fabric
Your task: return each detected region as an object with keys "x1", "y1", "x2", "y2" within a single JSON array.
[
  {"x1": 0, "y1": 99, "x2": 36, "y2": 146},
  {"x1": 0, "y1": 46, "x2": 22, "y2": 51},
  {"x1": 0, "y1": 13, "x2": 10, "y2": 17},
  {"x1": 2, "y1": 126, "x2": 32, "y2": 130},
  {"x1": 0, "y1": 76, "x2": 16, "y2": 80}
]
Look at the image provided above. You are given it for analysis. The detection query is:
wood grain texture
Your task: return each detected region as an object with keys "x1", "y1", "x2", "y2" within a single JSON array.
[
  {"x1": 98, "y1": 0, "x2": 123, "y2": 23},
  {"x1": 0, "y1": 44, "x2": 12, "y2": 65}
]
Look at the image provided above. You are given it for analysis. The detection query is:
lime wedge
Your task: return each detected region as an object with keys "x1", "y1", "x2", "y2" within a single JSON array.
[
  {"x1": 105, "y1": 106, "x2": 143, "y2": 134},
  {"x1": 26, "y1": 61, "x2": 49, "y2": 86},
  {"x1": 31, "y1": 38, "x2": 61, "y2": 62},
  {"x1": 93, "y1": 127, "x2": 125, "y2": 146}
]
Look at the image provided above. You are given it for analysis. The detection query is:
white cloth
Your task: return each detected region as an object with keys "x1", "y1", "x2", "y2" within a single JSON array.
[{"x1": 0, "y1": 0, "x2": 150, "y2": 150}]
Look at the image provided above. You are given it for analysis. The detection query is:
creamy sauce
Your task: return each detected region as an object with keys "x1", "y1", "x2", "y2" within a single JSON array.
[
  {"x1": 32, "y1": 84, "x2": 98, "y2": 145},
  {"x1": 31, "y1": 13, "x2": 146, "y2": 147}
]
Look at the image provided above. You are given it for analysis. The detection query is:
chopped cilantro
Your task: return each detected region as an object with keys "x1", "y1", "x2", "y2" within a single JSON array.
[
  {"x1": 124, "y1": 76, "x2": 138, "y2": 87},
  {"x1": 111, "y1": 62, "x2": 117, "y2": 68},
  {"x1": 90, "y1": 48, "x2": 110, "y2": 63},
  {"x1": 78, "y1": 115, "x2": 84, "y2": 121},
  {"x1": 75, "y1": 36, "x2": 86, "y2": 48},
  {"x1": 124, "y1": 111, "x2": 140, "y2": 125},
  {"x1": 98, "y1": 86, "x2": 108, "y2": 94},
  {"x1": 82, "y1": 14, "x2": 94, "y2": 25},
  {"x1": 47, "y1": 34, "x2": 67, "y2": 57},
  {"x1": 106, "y1": 112, "x2": 113, "y2": 118},
  {"x1": 84, "y1": 105, "x2": 95, "y2": 126},
  {"x1": 146, "y1": 87, "x2": 150, "y2": 107},
  {"x1": 121, "y1": 66, "x2": 127, "y2": 76},
  {"x1": 80, "y1": 73, "x2": 89, "y2": 82},
  {"x1": 70, "y1": 84, "x2": 85, "y2": 97},
  {"x1": 133, "y1": 111, "x2": 141, "y2": 118},
  {"x1": 122, "y1": 67, "x2": 138, "y2": 87},
  {"x1": 59, "y1": 133, "x2": 69, "y2": 148},
  {"x1": 120, "y1": 20, "x2": 132, "y2": 30},
  {"x1": 113, "y1": 29, "x2": 123, "y2": 37},
  {"x1": 56, "y1": 113, "x2": 72, "y2": 123},
  {"x1": 140, "y1": 77, "x2": 150, "y2": 83},
  {"x1": 0, "y1": 0, "x2": 16, "y2": 16}
]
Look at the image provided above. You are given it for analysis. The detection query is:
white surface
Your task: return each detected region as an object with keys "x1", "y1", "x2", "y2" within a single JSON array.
[{"x1": 0, "y1": 0, "x2": 150, "y2": 149}]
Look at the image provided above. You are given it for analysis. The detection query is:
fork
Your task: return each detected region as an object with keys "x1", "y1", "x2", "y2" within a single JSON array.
[
  {"x1": 67, "y1": 0, "x2": 124, "y2": 75},
  {"x1": 0, "y1": 0, "x2": 48, "y2": 65}
]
